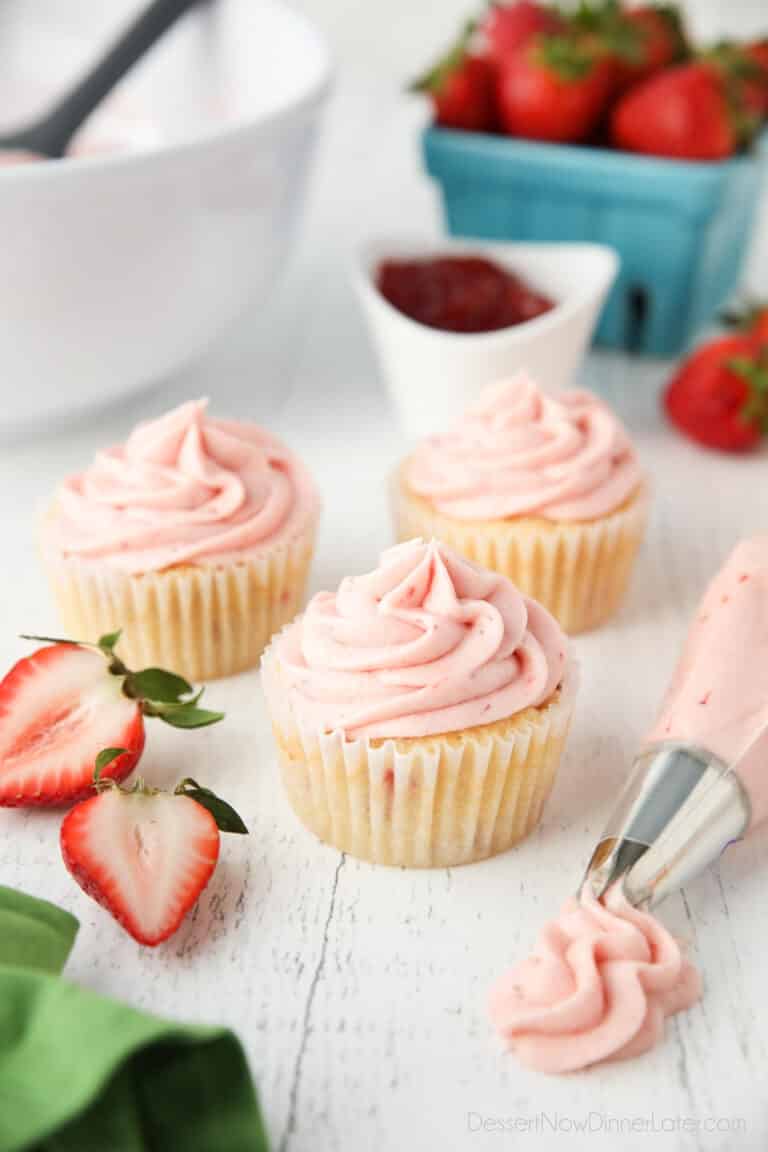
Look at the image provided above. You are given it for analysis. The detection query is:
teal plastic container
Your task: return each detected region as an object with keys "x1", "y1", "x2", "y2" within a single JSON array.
[{"x1": 423, "y1": 127, "x2": 766, "y2": 357}]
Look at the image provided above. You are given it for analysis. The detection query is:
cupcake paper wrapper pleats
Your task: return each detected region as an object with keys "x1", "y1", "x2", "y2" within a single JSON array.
[
  {"x1": 261, "y1": 647, "x2": 577, "y2": 868},
  {"x1": 46, "y1": 522, "x2": 317, "y2": 682},
  {"x1": 394, "y1": 475, "x2": 649, "y2": 634}
]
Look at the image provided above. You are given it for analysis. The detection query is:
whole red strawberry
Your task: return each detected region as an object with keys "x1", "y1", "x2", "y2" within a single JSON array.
[
  {"x1": 0, "y1": 631, "x2": 223, "y2": 807},
  {"x1": 611, "y1": 62, "x2": 740, "y2": 160},
  {"x1": 708, "y1": 40, "x2": 768, "y2": 120},
  {"x1": 61, "y1": 769, "x2": 247, "y2": 946},
  {"x1": 615, "y1": 5, "x2": 688, "y2": 87},
  {"x1": 411, "y1": 22, "x2": 497, "y2": 132},
  {"x1": 497, "y1": 32, "x2": 612, "y2": 142},
  {"x1": 745, "y1": 41, "x2": 768, "y2": 115},
  {"x1": 563, "y1": 2, "x2": 687, "y2": 95},
  {"x1": 483, "y1": 1, "x2": 564, "y2": 63},
  {"x1": 664, "y1": 336, "x2": 768, "y2": 453}
]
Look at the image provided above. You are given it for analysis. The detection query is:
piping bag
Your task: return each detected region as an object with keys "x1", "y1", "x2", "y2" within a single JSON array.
[
  {"x1": 491, "y1": 537, "x2": 768, "y2": 1072},
  {"x1": 584, "y1": 535, "x2": 768, "y2": 906}
]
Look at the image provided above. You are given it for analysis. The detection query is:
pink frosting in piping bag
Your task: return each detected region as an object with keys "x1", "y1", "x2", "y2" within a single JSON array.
[
  {"x1": 405, "y1": 375, "x2": 643, "y2": 521},
  {"x1": 490, "y1": 884, "x2": 701, "y2": 1074},
  {"x1": 491, "y1": 538, "x2": 768, "y2": 1074},
  {"x1": 270, "y1": 538, "x2": 569, "y2": 740},
  {"x1": 47, "y1": 400, "x2": 318, "y2": 574},
  {"x1": 648, "y1": 535, "x2": 768, "y2": 826}
]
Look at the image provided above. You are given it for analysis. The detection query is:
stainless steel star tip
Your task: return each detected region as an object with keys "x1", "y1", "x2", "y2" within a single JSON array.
[{"x1": 580, "y1": 742, "x2": 751, "y2": 911}]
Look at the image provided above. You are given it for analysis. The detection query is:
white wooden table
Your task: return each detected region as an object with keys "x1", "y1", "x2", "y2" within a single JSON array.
[
  {"x1": 3, "y1": 0, "x2": 768, "y2": 1139},
  {"x1": 0, "y1": 350, "x2": 766, "y2": 1152}
]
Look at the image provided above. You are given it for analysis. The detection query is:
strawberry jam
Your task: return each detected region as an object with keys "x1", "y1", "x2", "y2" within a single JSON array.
[{"x1": 376, "y1": 255, "x2": 554, "y2": 333}]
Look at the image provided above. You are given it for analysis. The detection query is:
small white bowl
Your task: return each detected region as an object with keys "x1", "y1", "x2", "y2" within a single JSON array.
[
  {"x1": 353, "y1": 236, "x2": 619, "y2": 442},
  {"x1": 0, "y1": 0, "x2": 331, "y2": 429}
]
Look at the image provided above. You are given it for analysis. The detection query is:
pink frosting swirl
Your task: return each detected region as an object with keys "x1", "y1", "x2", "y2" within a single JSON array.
[
  {"x1": 405, "y1": 375, "x2": 643, "y2": 521},
  {"x1": 270, "y1": 538, "x2": 568, "y2": 740},
  {"x1": 47, "y1": 400, "x2": 318, "y2": 573},
  {"x1": 490, "y1": 885, "x2": 701, "y2": 1073}
]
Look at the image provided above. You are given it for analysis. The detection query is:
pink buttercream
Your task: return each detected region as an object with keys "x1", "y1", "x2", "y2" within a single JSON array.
[
  {"x1": 405, "y1": 375, "x2": 643, "y2": 521},
  {"x1": 648, "y1": 536, "x2": 768, "y2": 826},
  {"x1": 490, "y1": 884, "x2": 701, "y2": 1074},
  {"x1": 47, "y1": 400, "x2": 318, "y2": 574},
  {"x1": 270, "y1": 538, "x2": 569, "y2": 740}
]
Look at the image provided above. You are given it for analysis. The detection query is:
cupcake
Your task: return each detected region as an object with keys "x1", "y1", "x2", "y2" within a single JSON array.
[
  {"x1": 43, "y1": 400, "x2": 319, "y2": 681},
  {"x1": 262, "y1": 538, "x2": 576, "y2": 867},
  {"x1": 394, "y1": 374, "x2": 648, "y2": 634}
]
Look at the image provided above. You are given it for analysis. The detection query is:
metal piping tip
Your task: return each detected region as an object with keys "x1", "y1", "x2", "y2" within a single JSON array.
[
  {"x1": 582, "y1": 836, "x2": 649, "y2": 903},
  {"x1": 582, "y1": 742, "x2": 751, "y2": 909}
]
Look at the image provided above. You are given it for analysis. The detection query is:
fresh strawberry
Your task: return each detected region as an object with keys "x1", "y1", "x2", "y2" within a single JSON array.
[
  {"x1": 0, "y1": 644, "x2": 144, "y2": 807},
  {"x1": 0, "y1": 631, "x2": 223, "y2": 808},
  {"x1": 664, "y1": 336, "x2": 768, "y2": 453},
  {"x1": 496, "y1": 31, "x2": 612, "y2": 142},
  {"x1": 61, "y1": 769, "x2": 246, "y2": 946},
  {"x1": 614, "y1": 5, "x2": 688, "y2": 87},
  {"x1": 746, "y1": 41, "x2": 768, "y2": 115},
  {"x1": 746, "y1": 40, "x2": 768, "y2": 104},
  {"x1": 610, "y1": 62, "x2": 743, "y2": 160},
  {"x1": 707, "y1": 40, "x2": 768, "y2": 120},
  {"x1": 483, "y1": 1, "x2": 564, "y2": 64},
  {"x1": 411, "y1": 22, "x2": 497, "y2": 132}
]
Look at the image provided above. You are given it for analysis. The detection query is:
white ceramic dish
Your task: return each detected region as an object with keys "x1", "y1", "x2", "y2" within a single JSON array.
[
  {"x1": 353, "y1": 236, "x2": 619, "y2": 442},
  {"x1": 0, "y1": 0, "x2": 331, "y2": 429}
]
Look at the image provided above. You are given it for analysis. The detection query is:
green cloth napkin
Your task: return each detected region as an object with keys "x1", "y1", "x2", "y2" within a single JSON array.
[{"x1": 0, "y1": 886, "x2": 268, "y2": 1152}]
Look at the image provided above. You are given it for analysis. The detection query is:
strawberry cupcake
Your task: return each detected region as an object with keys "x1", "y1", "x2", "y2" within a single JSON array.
[
  {"x1": 43, "y1": 400, "x2": 319, "y2": 681},
  {"x1": 262, "y1": 538, "x2": 576, "y2": 867},
  {"x1": 394, "y1": 374, "x2": 648, "y2": 633}
]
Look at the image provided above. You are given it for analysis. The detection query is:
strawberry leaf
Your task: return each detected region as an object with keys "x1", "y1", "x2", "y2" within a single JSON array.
[
  {"x1": 157, "y1": 704, "x2": 225, "y2": 729},
  {"x1": 94, "y1": 747, "x2": 129, "y2": 785},
  {"x1": 95, "y1": 747, "x2": 129, "y2": 771},
  {"x1": 176, "y1": 778, "x2": 248, "y2": 834},
  {"x1": 409, "y1": 20, "x2": 476, "y2": 93},
  {"x1": 98, "y1": 631, "x2": 122, "y2": 654},
  {"x1": 127, "y1": 668, "x2": 194, "y2": 704},
  {"x1": 20, "y1": 633, "x2": 83, "y2": 647},
  {"x1": 728, "y1": 352, "x2": 768, "y2": 433}
]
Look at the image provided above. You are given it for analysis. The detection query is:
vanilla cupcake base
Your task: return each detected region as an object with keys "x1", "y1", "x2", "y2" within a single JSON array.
[
  {"x1": 47, "y1": 527, "x2": 316, "y2": 682},
  {"x1": 395, "y1": 473, "x2": 648, "y2": 635},
  {"x1": 262, "y1": 649, "x2": 576, "y2": 868}
]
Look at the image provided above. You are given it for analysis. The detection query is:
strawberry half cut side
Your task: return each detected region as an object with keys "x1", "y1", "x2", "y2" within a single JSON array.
[
  {"x1": 61, "y1": 774, "x2": 247, "y2": 946},
  {"x1": 0, "y1": 644, "x2": 144, "y2": 806},
  {"x1": 0, "y1": 630, "x2": 224, "y2": 808}
]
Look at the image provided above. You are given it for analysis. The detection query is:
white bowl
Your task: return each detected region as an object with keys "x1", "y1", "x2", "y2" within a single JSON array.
[
  {"x1": 0, "y1": 0, "x2": 331, "y2": 429},
  {"x1": 353, "y1": 236, "x2": 619, "y2": 442}
]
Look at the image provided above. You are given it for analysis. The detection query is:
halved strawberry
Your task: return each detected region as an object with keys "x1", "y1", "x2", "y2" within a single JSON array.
[
  {"x1": 0, "y1": 631, "x2": 224, "y2": 808},
  {"x1": 61, "y1": 775, "x2": 247, "y2": 946},
  {"x1": 0, "y1": 645, "x2": 144, "y2": 806}
]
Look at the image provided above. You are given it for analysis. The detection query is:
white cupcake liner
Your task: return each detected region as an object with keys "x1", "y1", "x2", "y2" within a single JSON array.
[
  {"x1": 46, "y1": 522, "x2": 317, "y2": 682},
  {"x1": 394, "y1": 474, "x2": 649, "y2": 634},
  {"x1": 262, "y1": 647, "x2": 577, "y2": 868}
]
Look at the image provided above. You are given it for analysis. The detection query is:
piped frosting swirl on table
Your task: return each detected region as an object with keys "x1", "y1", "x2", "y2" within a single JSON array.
[
  {"x1": 405, "y1": 375, "x2": 643, "y2": 521},
  {"x1": 270, "y1": 537, "x2": 568, "y2": 740},
  {"x1": 490, "y1": 884, "x2": 701, "y2": 1074},
  {"x1": 48, "y1": 400, "x2": 318, "y2": 573}
]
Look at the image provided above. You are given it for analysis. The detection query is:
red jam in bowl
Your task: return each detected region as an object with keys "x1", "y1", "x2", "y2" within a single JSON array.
[{"x1": 375, "y1": 255, "x2": 555, "y2": 333}]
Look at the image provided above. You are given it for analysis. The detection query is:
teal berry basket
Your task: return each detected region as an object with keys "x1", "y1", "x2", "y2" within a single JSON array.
[{"x1": 423, "y1": 126, "x2": 767, "y2": 358}]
